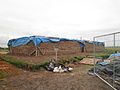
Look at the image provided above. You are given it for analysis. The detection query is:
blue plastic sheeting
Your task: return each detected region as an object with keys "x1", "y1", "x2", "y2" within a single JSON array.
[
  {"x1": 49, "y1": 38, "x2": 60, "y2": 42},
  {"x1": 8, "y1": 36, "x2": 72, "y2": 47},
  {"x1": 108, "y1": 53, "x2": 120, "y2": 59},
  {"x1": 79, "y1": 43, "x2": 85, "y2": 47},
  {"x1": 30, "y1": 36, "x2": 50, "y2": 46},
  {"x1": 59, "y1": 38, "x2": 70, "y2": 41},
  {"x1": 8, "y1": 36, "x2": 104, "y2": 47},
  {"x1": 97, "y1": 62, "x2": 110, "y2": 66},
  {"x1": 92, "y1": 41, "x2": 104, "y2": 45},
  {"x1": 8, "y1": 36, "x2": 51, "y2": 47},
  {"x1": 8, "y1": 37, "x2": 30, "y2": 47}
]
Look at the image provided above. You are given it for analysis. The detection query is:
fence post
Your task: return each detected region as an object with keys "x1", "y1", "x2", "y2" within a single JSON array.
[
  {"x1": 93, "y1": 37, "x2": 96, "y2": 74},
  {"x1": 35, "y1": 46, "x2": 38, "y2": 56},
  {"x1": 54, "y1": 48, "x2": 59, "y2": 61},
  {"x1": 113, "y1": 33, "x2": 115, "y2": 87}
]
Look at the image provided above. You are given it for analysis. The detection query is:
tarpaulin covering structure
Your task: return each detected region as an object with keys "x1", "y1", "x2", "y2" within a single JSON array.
[
  {"x1": 8, "y1": 36, "x2": 104, "y2": 48},
  {"x1": 8, "y1": 36, "x2": 84, "y2": 47},
  {"x1": 8, "y1": 36, "x2": 68, "y2": 47},
  {"x1": 108, "y1": 53, "x2": 120, "y2": 59}
]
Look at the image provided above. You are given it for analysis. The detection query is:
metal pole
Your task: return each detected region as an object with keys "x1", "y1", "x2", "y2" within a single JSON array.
[
  {"x1": 93, "y1": 32, "x2": 120, "y2": 90},
  {"x1": 93, "y1": 37, "x2": 96, "y2": 74},
  {"x1": 94, "y1": 32, "x2": 120, "y2": 38},
  {"x1": 113, "y1": 34, "x2": 115, "y2": 87}
]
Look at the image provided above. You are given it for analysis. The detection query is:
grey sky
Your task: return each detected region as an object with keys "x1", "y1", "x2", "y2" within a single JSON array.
[{"x1": 0, "y1": 0, "x2": 120, "y2": 47}]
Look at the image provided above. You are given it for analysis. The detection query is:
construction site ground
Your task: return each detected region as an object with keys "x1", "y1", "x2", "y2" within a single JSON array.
[{"x1": 0, "y1": 59, "x2": 112, "y2": 90}]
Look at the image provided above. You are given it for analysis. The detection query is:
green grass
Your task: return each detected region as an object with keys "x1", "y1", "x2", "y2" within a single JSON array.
[
  {"x1": 0, "y1": 47, "x2": 8, "y2": 52},
  {"x1": 0, "y1": 55, "x2": 48, "y2": 71},
  {"x1": 0, "y1": 55, "x2": 28, "y2": 69},
  {"x1": 95, "y1": 53, "x2": 110, "y2": 59},
  {"x1": 105, "y1": 47, "x2": 120, "y2": 54},
  {"x1": 0, "y1": 71, "x2": 8, "y2": 79},
  {"x1": 0, "y1": 55, "x2": 85, "y2": 71},
  {"x1": 95, "y1": 47, "x2": 120, "y2": 59},
  {"x1": 58, "y1": 56, "x2": 84, "y2": 64}
]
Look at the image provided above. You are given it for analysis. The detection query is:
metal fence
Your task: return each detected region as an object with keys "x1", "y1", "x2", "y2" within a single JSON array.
[{"x1": 93, "y1": 32, "x2": 120, "y2": 90}]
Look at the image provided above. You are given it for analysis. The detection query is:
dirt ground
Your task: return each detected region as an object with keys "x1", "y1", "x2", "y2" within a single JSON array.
[
  {"x1": 0, "y1": 60, "x2": 22, "y2": 76},
  {"x1": 0, "y1": 64, "x2": 112, "y2": 90}
]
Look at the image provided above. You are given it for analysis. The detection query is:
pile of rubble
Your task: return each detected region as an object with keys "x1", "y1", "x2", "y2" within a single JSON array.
[{"x1": 45, "y1": 59, "x2": 73, "y2": 73}]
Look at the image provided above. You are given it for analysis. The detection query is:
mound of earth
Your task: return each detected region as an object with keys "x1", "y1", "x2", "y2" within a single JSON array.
[{"x1": 0, "y1": 60, "x2": 22, "y2": 76}]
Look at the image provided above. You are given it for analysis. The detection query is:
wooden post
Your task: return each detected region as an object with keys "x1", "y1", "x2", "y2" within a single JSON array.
[
  {"x1": 54, "y1": 48, "x2": 59, "y2": 61},
  {"x1": 35, "y1": 46, "x2": 38, "y2": 56}
]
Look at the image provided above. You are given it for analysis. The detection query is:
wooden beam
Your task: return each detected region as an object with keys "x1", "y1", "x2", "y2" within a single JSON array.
[
  {"x1": 29, "y1": 50, "x2": 36, "y2": 56},
  {"x1": 37, "y1": 47, "x2": 45, "y2": 55}
]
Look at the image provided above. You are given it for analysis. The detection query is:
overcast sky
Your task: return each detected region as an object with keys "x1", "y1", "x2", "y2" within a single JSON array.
[{"x1": 0, "y1": 0, "x2": 120, "y2": 47}]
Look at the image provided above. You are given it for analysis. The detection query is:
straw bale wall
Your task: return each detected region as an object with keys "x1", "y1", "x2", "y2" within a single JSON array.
[{"x1": 9, "y1": 41, "x2": 105, "y2": 56}]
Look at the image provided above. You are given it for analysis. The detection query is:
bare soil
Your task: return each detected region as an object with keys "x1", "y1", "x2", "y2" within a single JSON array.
[
  {"x1": 0, "y1": 64, "x2": 112, "y2": 90},
  {"x1": 0, "y1": 60, "x2": 22, "y2": 76}
]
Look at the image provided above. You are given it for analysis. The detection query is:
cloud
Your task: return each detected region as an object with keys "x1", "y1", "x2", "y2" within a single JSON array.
[{"x1": 0, "y1": 0, "x2": 120, "y2": 47}]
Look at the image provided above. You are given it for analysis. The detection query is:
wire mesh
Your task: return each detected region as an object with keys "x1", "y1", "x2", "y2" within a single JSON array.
[{"x1": 93, "y1": 32, "x2": 120, "y2": 90}]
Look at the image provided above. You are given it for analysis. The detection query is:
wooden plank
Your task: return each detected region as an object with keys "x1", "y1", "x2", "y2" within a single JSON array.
[{"x1": 37, "y1": 47, "x2": 45, "y2": 55}]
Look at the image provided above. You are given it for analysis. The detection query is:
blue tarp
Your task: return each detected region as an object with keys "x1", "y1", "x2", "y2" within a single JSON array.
[
  {"x1": 97, "y1": 62, "x2": 110, "y2": 66},
  {"x1": 92, "y1": 41, "x2": 104, "y2": 45},
  {"x1": 8, "y1": 36, "x2": 104, "y2": 47},
  {"x1": 79, "y1": 43, "x2": 85, "y2": 47},
  {"x1": 108, "y1": 53, "x2": 120, "y2": 59},
  {"x1": 8, "y1": 36, "x2": 72, "y2": 47},
  {"x1": 8, "y1": 37, "x2": 30, "y2": 47}
]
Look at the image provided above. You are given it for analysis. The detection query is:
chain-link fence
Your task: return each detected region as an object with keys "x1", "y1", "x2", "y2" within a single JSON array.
[{"x1": 93, "y1": 32, "x2": 120, "y2": 90}]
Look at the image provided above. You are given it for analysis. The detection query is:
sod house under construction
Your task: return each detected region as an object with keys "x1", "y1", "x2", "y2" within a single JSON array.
[{"x1": 8, "y1": 36, "x2": 105, "y2": 56}]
